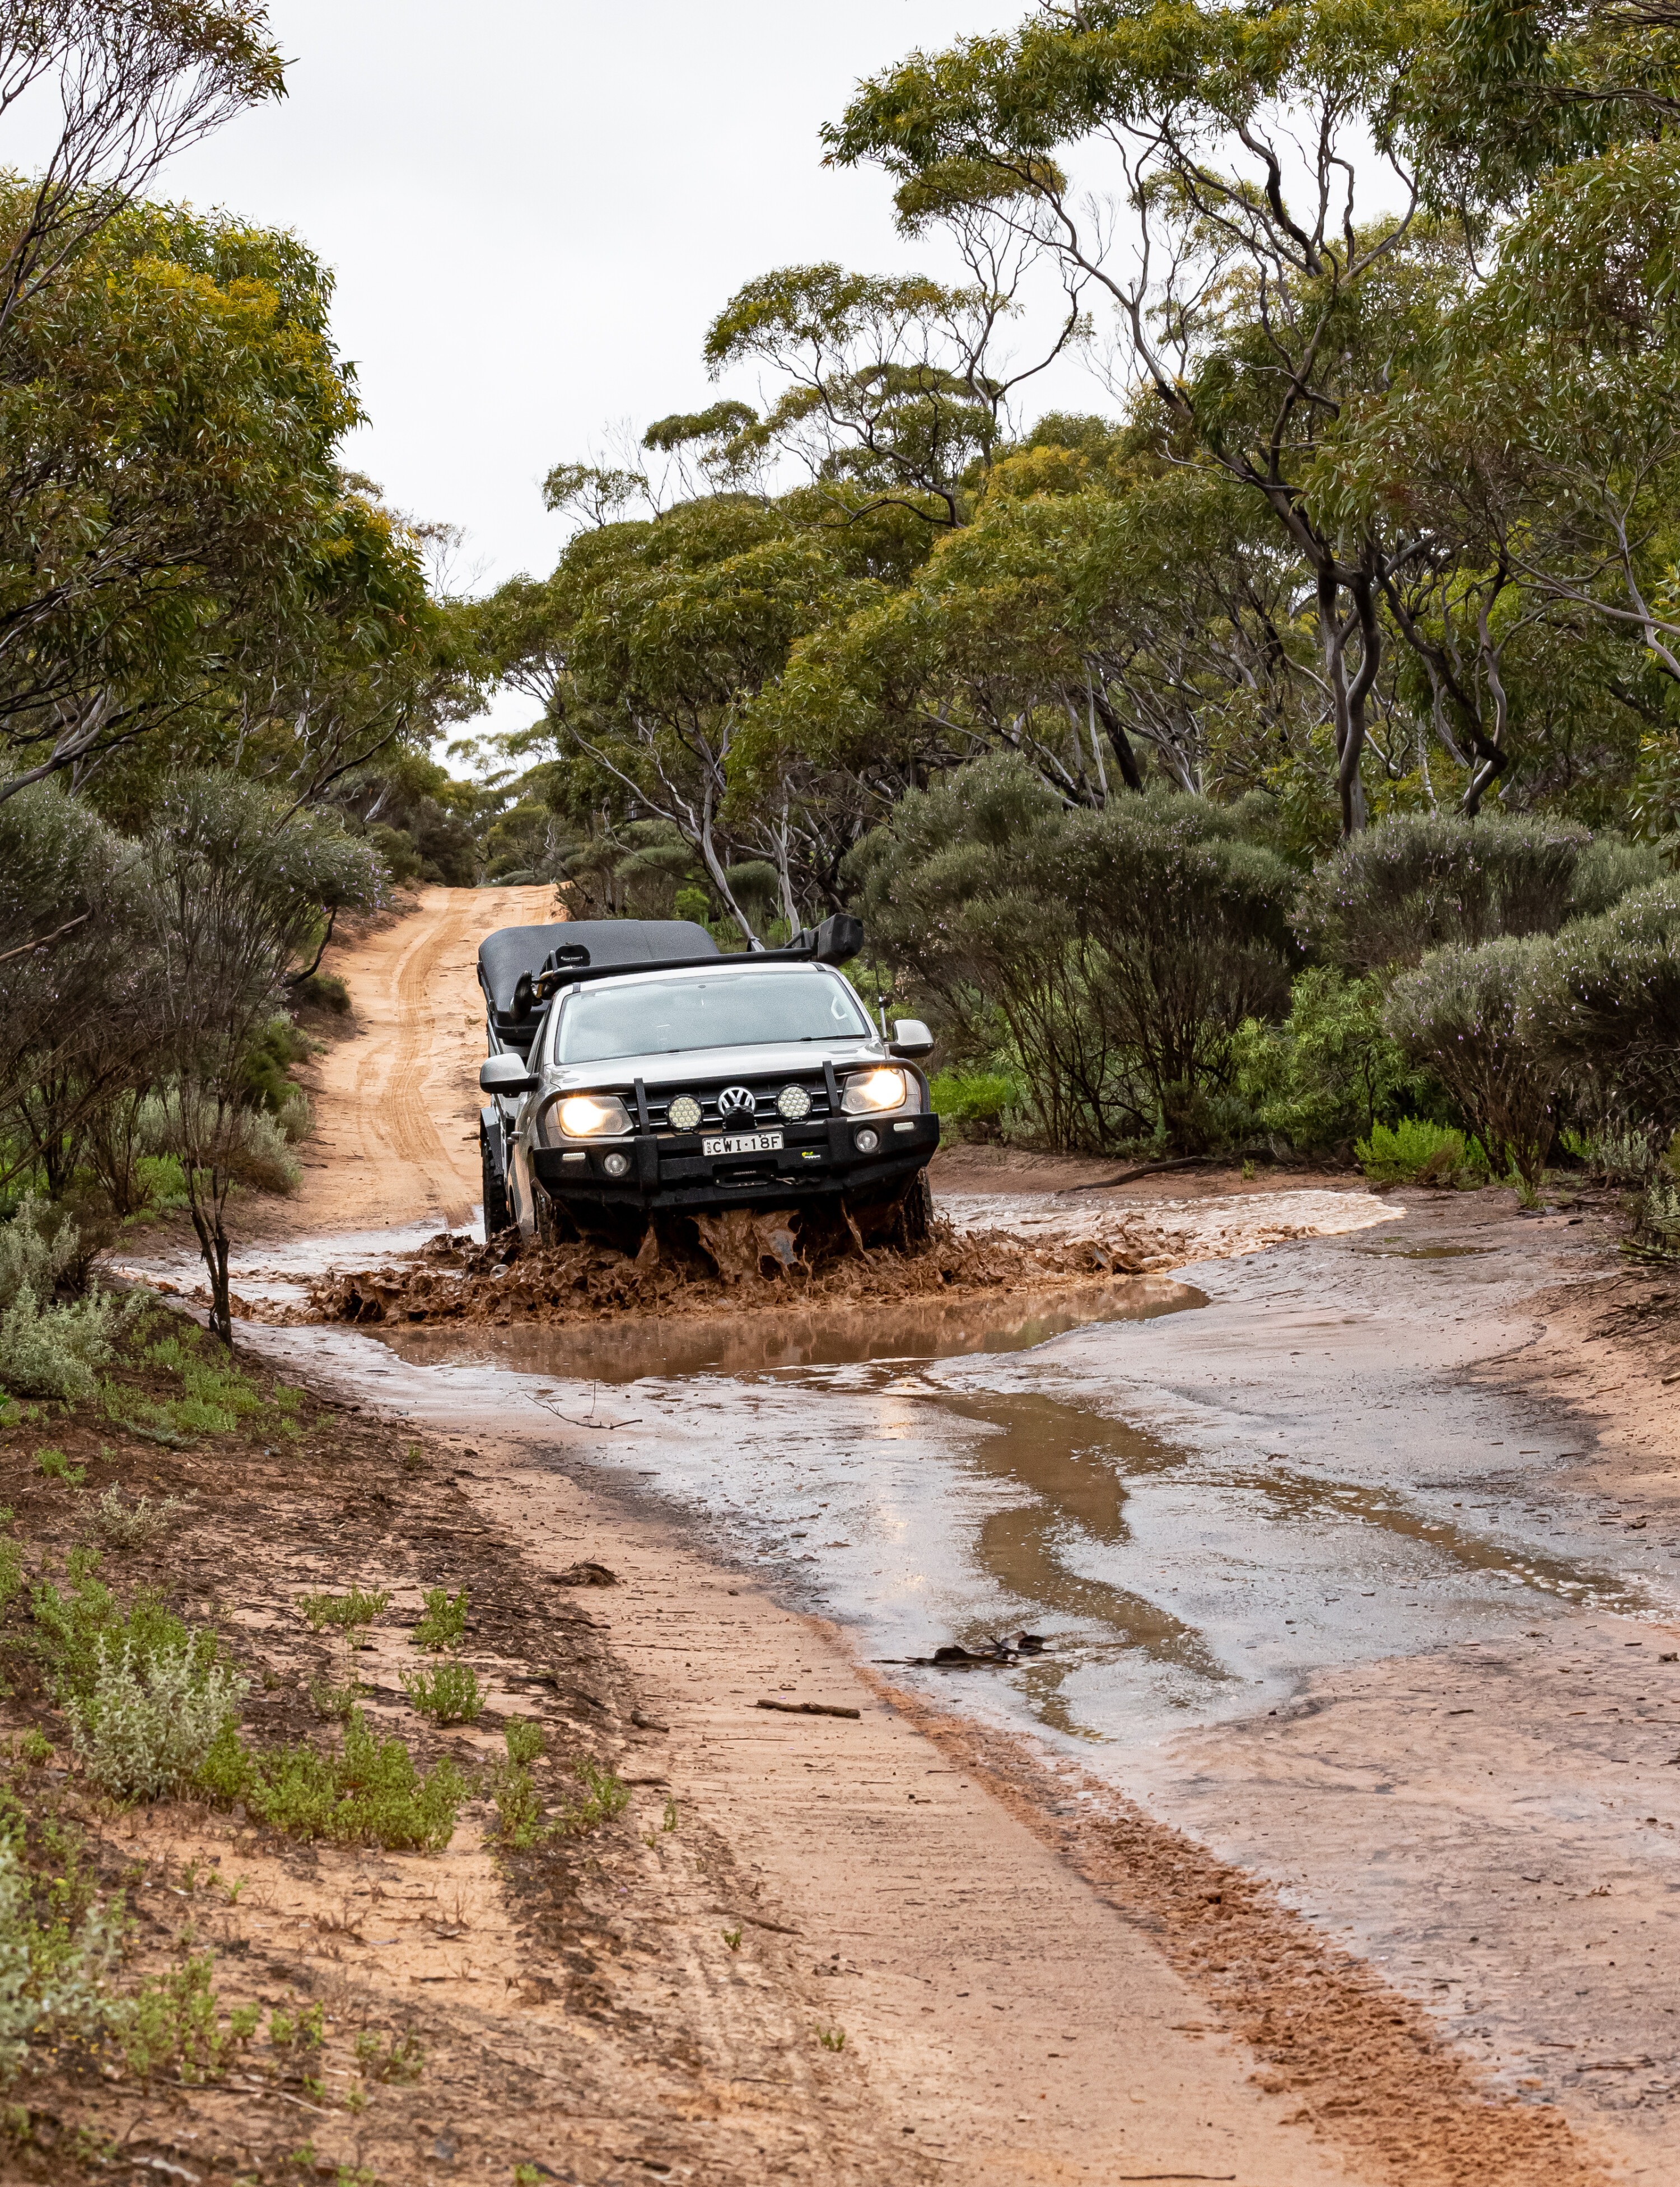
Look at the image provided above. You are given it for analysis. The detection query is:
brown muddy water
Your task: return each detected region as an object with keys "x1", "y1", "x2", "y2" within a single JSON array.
[{"x1": 183, "y1": 1214, "x2": 1680, "y2": 1771}]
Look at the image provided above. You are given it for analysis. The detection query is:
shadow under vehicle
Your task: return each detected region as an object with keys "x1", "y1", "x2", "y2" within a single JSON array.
[{"x1": 475, "y1": 914, "x2": 938, "y2": 1249}]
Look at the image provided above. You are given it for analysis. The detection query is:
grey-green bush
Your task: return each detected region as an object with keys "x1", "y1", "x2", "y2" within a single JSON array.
[
  {"x1": 66, "y1": 1631, "x2": 249, "y2": 1802},
  {"x1": 1298, "y1": 810, "x2": 1659, "y2": 973},
  {"x1": 1539, "y1": 879, "x2": 1680, "y2": 1127},
  {"x1": 853, "y1": 758, "x2": 1297, "y2": 1150},
  {"x1": 0, "y1": 1838, "x2": 124, "y2": 2081},
  {"x1": 1384, "y1": 935, "x2": 1561, "y2": 1186}
]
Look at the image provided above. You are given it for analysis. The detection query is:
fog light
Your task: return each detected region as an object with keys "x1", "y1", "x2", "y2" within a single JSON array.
[
  {"x1": 667, "y1": 1093, "x2": 701, "y2": 1131},
  {"x1": 603, "y1": 1151, "x2": 631, "y2": 1178},
  {"x1": 853, "y1": 1126, "x2": 880, "y2": 1155}
]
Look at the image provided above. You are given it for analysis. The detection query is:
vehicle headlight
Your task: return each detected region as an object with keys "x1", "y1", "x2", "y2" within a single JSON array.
[
  {"x1": 841, "y1": 1067, "x2": 907, "y2": 1115},
  {"x1": 557, "y1": 1093, "x2": 632, "y2": 1138}
]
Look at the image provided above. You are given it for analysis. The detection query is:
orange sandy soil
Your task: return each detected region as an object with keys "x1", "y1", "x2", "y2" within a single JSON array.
[{"x1": 39, "y1": 887, "x2": 1676, "y2": 2186}]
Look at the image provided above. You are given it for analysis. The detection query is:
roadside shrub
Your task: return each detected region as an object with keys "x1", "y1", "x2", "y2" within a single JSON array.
[
  {"x1": 1384, "y1": 936, "x2": 1561, "y2": 1187},
  {"x1": 1298, "y1": 810, "x2": 1654, "y2": 973},
  {"x1": 1354, "y1": 1117, "x2": 1472, "y2": 1184},
  {"x1": 560, "y1": 1757, "x2": 631, "y2": 1835},
  {"x1": 400, "y1": 1661, "x2": 482, "y2": 1726},
  {"x1": 66, "y1": 1631, "x2": 249, "y2": 1802},
  {"x1": 1539, "y1": 878, "x2": 1680, "y2": 1129},
  {"x1": 854, "y1": 758, "x2": 1297, "y2": 1151},
  {"x1": 1232, "y1": 967, "x2": 1436, "y2": 1150},
  {"x1": 87, "y1": 1487, "x2": 193, "y2": 1549},
  {"x1": 0, "y1": 1284, "x2": 124, "y2": 1401},
  {"x1": 297, "y1": 1587, "x2": 389, "y2": 1633},
  {"x1": 410, "y1": 1586, "x2": 468, "y2": 1652},
  {"x1": 30, "y1": 1566, "x2": 216, "y2": 1704},
  {"x1": 111, "y1": 1954, "x2": 231, "y2": 2085},
  {"x1": 0, "y1": 1835, "x2": 124, "y2": 2082},
  {"x1": 927, "y1": 1069, "x2": 1019, "y2": 1143},
  {"x1": 198, "y1": 1709, "x2": 468, "y2": 1853},
  {"x1": 0, "y1": 1199, "x2": 78, "y2": 1308},
  {"x1": 1640, "y1": 1171, "x2": 1680, "y2": 1259},
  {"x1": 293, "y1": 971, "x2": 350, "y2": 1015}
]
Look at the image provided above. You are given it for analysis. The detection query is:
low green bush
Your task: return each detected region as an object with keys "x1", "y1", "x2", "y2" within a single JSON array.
[
  {"x1": 198, "y1": 1709, "x2": 468, "y2": 1853},
  {"x1": 1541, "y1": 878, "x2": 1680, "y2": 1129},
  {"x1": 297, "y1": 1587, "x2": 389, "y2": 1633},
  {"x1": 927, "y1": 1070, "x2": 1019, "y2": 1142},
  {"x1": 294, "y1": 971, "x2": 351, "y2": 1015},
  {"x1": 410, "y1": 1586, "x2": 468, "y2": 1652},
  {"x1": 400, "y1": 1661, "x2": 482, "y2": 1726},
  {"x1": 1384, "y1": 935, "x2": 1560, "y2": 1187},
  {"x1": 1355, "y1": 1117, "x2": 1473, "y2": 1184},
  {"x1": 34, "y1": 1448, "x2": 85, "y2": 1486},
  {"x1": 561, "y1": 1757, "x2": 630, "y2": 1836},
  {"x1": 1233, "y1": 967, "x2": 1435, "y2": 1151},
  {"x1": 66, "y1": 1631, "x2": 247, "y2": 1802},
  {"x1": 0, "y1": 1835, "x2": 124, "y2": 2082},
  {"x1": 0, "y1": 1285, "x2": 125, "y2": 1402}
]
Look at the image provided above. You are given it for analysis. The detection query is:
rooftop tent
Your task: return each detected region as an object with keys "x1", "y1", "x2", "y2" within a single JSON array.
[{"x1": 477, "y1": 918, "x2": 720, "y2": 1033}]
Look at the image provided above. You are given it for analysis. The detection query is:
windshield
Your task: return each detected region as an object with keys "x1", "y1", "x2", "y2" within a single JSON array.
[{"x1": 555, "y1": 970, "x2": 870, "y2": 1065}]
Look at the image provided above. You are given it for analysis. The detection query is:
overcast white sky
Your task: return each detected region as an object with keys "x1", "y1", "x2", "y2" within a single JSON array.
[{"x1": 123, "y1": 3, "x2": 1100, "y2": 739}]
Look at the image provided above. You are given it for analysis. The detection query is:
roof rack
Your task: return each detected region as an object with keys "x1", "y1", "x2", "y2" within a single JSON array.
[{"x1": 528, "y1": 912, "x2": 862, "y2": 1003}]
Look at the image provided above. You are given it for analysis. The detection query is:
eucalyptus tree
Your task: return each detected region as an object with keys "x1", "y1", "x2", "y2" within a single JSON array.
[{"x1": 826, "y1": 0, "x2": 1474, "y2": 832}]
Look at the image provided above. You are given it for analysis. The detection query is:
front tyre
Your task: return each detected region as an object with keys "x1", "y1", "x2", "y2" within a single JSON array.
[{"x1": 481, "y1": 1124, "x2": 512, "y2": 1237}]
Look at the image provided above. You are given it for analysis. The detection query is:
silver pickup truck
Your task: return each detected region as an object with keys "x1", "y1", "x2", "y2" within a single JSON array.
[{"x1": 476, "y1": 914, "x2": 939, "y2": 1248}]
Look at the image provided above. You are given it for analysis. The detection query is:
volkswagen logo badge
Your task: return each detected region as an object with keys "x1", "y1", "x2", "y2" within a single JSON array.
[{"x1": 717, "y1": 1085, "x2": 756, "y2": 1121}]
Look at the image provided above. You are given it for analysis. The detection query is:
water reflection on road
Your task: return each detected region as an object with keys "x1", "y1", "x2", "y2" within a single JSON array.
[{"x1": 358, "y1": 1269, "x2": 1671, "y2": 1754}]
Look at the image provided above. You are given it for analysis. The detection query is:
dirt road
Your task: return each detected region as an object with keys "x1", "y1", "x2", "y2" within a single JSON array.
[
  {"x1": 277, "y1": 884, "x2": 556, "y2": 1238},
  {"x1": 158, "y1": 884, "x2": 1678, "y2": 2185}
]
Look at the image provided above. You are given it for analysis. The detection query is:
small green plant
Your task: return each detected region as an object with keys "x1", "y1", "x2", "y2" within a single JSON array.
[
  {"x1": 113, "y1": 1956, "x2": 231, "y2": 2085},
  {"x1": 0, "y1": 1836, "x2": 124, "y2": 2080},
  {"x1": 399, "y1": 1661, "x2": 482, "y2": 1726},
  {"x1": 662, "y1": 1797, "x2": 678, "y2": 1832},
  {"x1": 514, "y1": 2167, "x2": 542, "y2": 2187},
  {"x1": 722, "y1": 1926, "x2": 742, "y2": 1951},
  {"x1": 308, "y1": 1678, "x2": 363, "y2": 1722},
  {"x1": 297, "y1": 1587, "x2": 390, "y2": 1633},
  {"x1": 198, "y1": 1710, "x2": 468, "y2": 1853},
  {"x1": 402, "y1": 1443, "x2": 423, "y2": 1474},
  {"x1": 1354, "y1": 1116, "x2": 1471, "y2": 1185},
  {"x1": 269, "y1": 1999, "x2": 324, "y2": 2054},
  {"x1": 34, "y1": 1448, "x2": 85, "y2": 1486},
  {"x1": 353, "y1": 2026, "x2": 425, "y2": 2084},
  {"x1": 227, "y1": 2003, "x2": 260, "y2": 2045},
  {"x1": 87, "y1": 1485, "x2": 192, "y2": 1547},
  {"x1": 816, "y1": 2025, "x2": 846, "y2": 2052},
  {"x1": 16, "y1": 1731, "x2": 50, "y2": 1769},
  {"x1": 410, "y1": 1586, "x2": 468, "y2": 1652},
  {"x1": 503, "y1": 1719, "x2": 544, "y2": 1766},
  {"x1": 557, "y1": 1757, "x2": 629, "y2": 1838}
]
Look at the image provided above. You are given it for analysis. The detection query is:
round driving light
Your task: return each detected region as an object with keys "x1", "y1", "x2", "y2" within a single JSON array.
[
  {"x1": 854, "y1": 1126, "x2": 880, "y2": 1155},
  {"x1": 776, "y1": 1083, "x2": 812, "y2": 1122},
  {"x1": 667, "y1": 1093, "x2": 702, "y2": 1132},
  {"x1": 603, "y1": 1151, "x2": 631, "y2": 1179}
]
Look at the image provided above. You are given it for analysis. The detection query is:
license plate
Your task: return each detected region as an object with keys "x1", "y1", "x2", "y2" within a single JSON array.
[{"x1": 702, "y1": 1130, "x2": 783, "y2": 1157}]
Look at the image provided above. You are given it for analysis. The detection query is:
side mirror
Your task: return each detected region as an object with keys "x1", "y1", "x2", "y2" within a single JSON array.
[
  {"x1": 480, "y1": 1052, "x2": 537, "y2": 1095},
  {"x1": 889, "y1": 1019, "x2": 934, "y2": 1060}
]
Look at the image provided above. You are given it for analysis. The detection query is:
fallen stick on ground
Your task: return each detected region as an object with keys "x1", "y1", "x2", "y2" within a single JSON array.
[{"x1": 755, "y1": 1698, "x2": 861, "y2": 1719}]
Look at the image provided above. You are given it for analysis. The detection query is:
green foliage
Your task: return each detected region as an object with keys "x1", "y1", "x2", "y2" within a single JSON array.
[
  {"x1": 927, "y1": 1069, "x2": 1019, "y2": 1142},
  {"x1": 198, "y1": 1709, "x2": 468, "y2": 1853},
  {"x1": 1233, "y1": 967, "x2": 1440, "y2": 1152},
  {"x1": 30, "y1": 1567, "x2": 218, "y2": 1708},
  {"x1": 66, "y1": 1632, "x2": 248, "y2": 1802},
  {"x1": 293, "y1": 972, "x2": 351, "y2": 1015},
  {"x1": 1384, "y1": 935, "x2": 1561, "y2": 1186},
  {"x1": 33, "y1": 1449, "x2": 84, "y2": 1487},
  {"x1": 297, "y1": 1587, "x2": 389, "y2": 1634},
  {"x1": 0, "y1": 1283, "x2": 125, "y2": 1403},
  {"x1": 399, "y1": 1662, "x2": 482, "y2": 1727},
  {"x1": 0, "y1": 1835, "x2": 125, "y2": 2083},
  {"x1": 307, "y1": 1680, "x2": 362, "y2": 1723},
  {"x1": 1296, "y1": 810, "x2": 1647, "y2": 973},
  {"x1": 104, "y1": 1336, "x2": 267, "y2": 1443},
  {"x1": 562, "y1": 1759, "x2": 631, "y2": 1836},
  {"x1": 87, "y1": 1487, "x2": 193, "y2": 1549},
  {"x1": 1541, "y1": 879, "x2": 1680, "y2": 1128},
  {"x1": 410, "y1": 1587, "x2": 468, "y2": 1653},
  {"x1": 503, "y1": 1720, "x2": 545, "y2": 1767},
  {"x1": 857, "y1": 757, "x2": 1296, "y2": 1151},
  {"x1": 112, "y1": 1955, "x2": 232, "y2": 2086},
  {"x1": 1355, "y1": 1118, "x2": 1473, "y2": 1185},
  {"x1": 354, "y1": 2026, "x2": 425, "y2": 2084}
]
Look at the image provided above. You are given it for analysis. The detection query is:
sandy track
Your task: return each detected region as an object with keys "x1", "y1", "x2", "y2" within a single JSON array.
[{"x1": 281, "y1": 884, "x2": 556, "y2": 1238}]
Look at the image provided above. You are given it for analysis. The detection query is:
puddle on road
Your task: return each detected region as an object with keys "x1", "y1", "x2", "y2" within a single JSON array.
[
  {"x1": 1351, "y1": 1242, "x2": 1496, "y2": 1261},
  {"x1": 344, "y1": 1260, "x2": 1673, "y2": 1756},
  {"x1": 375, "y1": 1275, "x2": 1199, "y2": 1385}
]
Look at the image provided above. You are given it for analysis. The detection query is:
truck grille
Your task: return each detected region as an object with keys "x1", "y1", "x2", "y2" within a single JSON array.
[{"x1": 642, "y1": 1074, "x2": 832, "y2": 1133}]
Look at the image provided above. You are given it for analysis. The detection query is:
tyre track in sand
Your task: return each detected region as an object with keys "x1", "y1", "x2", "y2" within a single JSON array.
[{"x1": 276, "y1": 883, "x2": 556, "y2": 1241}]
